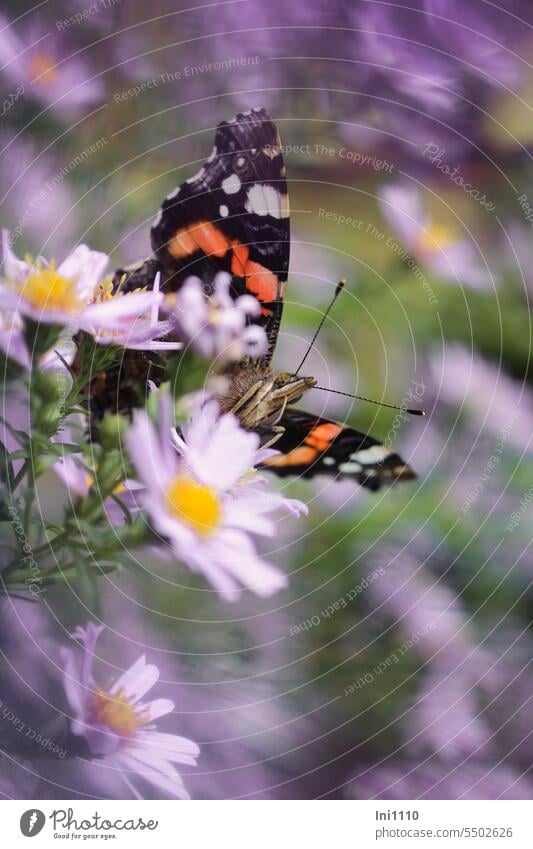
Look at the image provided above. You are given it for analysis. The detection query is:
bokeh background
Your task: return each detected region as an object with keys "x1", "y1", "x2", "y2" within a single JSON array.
[{"x1": 2, "y1": 0, "x2": 533, "y2": 799}]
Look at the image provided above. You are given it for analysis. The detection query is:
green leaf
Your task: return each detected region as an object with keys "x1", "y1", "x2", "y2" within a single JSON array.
[
  {"x1": 73, "y1": 552, "x2": 100, "y2": 615},
  {"x1": 0, "y1": 440, "x2": 14, "y2": 486}
]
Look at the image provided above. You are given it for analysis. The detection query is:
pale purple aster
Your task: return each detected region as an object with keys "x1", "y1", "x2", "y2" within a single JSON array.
[
  {"x1": 0, "y1": 234, "x2": 179, "y2": 351},
  {"x1": 167, "y1": 272, "x2": 267, "y2": 363},
  {"x1": 60, "y1": 623, "x2": 199, "y2": 800},
  {"x1": 0, "y1": 15, "x2": 103, "y2": 115},
  {"x1": 0, "y1": 305, "x2": 76, "y2": 373},
  {"x1": 92, "y1": 272, "x2": 182, "y2": 352},
  {"x1": 379, "y1": 183, "x2": 494, "y2": 290},
  {"x1": 126, "y1": 395, "x2": 307, "y2": 601}
]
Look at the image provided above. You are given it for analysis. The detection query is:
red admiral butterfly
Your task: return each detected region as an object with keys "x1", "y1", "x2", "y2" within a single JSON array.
[{"x1": 114, "y1": 108, "x2": 417, "y2": 491}]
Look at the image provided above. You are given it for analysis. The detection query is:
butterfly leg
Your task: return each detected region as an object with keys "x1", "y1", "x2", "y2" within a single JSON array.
[{"x1": 259, "y1": 425, "x2": 285, "y2": 450}]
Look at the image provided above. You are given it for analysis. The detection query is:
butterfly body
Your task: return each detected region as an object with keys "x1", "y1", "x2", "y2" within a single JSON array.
[
  {"x1": 217, "y1": 362, "x2": 316, "y2": 430},
  {"x1": 108, "y1": 108, "x2": 417, "y2": 491}
]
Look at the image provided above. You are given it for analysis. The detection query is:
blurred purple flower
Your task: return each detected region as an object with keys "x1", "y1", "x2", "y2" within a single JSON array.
[
  {"x1": 167, "y1": 272, "x2": 267, "y2": 363},
  {"x1": 0, "y1": 15, "x2": 103, "y2": 116},
  {"x1": 379, "y1": 183, "x2": 494, "y2": 290},
  {"x1": 198, "y1": 0, "x2": 530, "y2": 161},
  {"x1": 345, "y1": 0, "x2": 528, "y2": 157},
  {"x1": 348, "y1": 757, "x2": 533, "y2": 800},
  {"x1": 430, "y1": 343, "x2": 533, "y2": 454},
  {"x1": 0, "y1": 134, "x2": 77, "y2": 255},
  {"x1": 61, "y1": 622, "x2": 199, "y2": 799}
]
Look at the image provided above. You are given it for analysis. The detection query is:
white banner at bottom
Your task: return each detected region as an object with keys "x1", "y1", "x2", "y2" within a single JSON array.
[{"x1": 2, "y1": 799, "x2": 531, "y2": 848}]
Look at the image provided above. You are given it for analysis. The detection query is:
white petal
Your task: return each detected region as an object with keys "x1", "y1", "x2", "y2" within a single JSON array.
[
  {"x1": 119, "y1": 750, "x2": 190, "y2": 799},
  {"x1": 125, "y1": 410, "x2": 176, "y2": 496},
  {"x1": 143, "y1": 698, "x2": 174, "y2": 721},
  {"x1": 110, "y1": 655, "x2": 159, "y2": 702},
  {"x1": 1, "y1": 230, "x2": 30, "y2": 283}
]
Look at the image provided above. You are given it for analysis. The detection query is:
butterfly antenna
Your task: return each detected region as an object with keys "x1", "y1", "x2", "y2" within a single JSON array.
[
  {"x1": 313, "y1": 385, "x2": 426, "y2": 416},
  {"x1": 294, "y1": 278, "x2": 345, "y2": 376}
]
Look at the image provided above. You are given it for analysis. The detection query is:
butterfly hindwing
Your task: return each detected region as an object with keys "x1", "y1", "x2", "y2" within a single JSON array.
[{"x1": 260, "y1": 409, "x2": 416, "y2": 491}]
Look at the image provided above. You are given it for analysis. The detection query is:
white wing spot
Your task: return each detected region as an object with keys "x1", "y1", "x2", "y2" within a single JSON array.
[
  {"x1": 237, "y1": 156, "x2": 246, "y2": 167},
  {"x1": 323, "y1": 457, "x2": 336, "y2": 466},
  {"x1": 221, "y1": 174, "x2": 241, "y2": 195},
  {"x1": 339, "y1": 461, "x2": 363, "y2": 474},
  {"x1": 351, "y1": 446, "x2": 390, "y2": 465},
  {"x1": 219, "y1": 204, "x2": 229, "y2": 218},
  {"x1": 166, "y1": 186, "x2": 180, "y2": 200},
  {"x1": 152, "y1": 210, "x2": 162, "y2": 227},
  {"x1": 245, "y1": 185, "x2": 287, "y2": 219},
  {"x1": 187, "y1": 167, "x2": 205, "y2": 184}
]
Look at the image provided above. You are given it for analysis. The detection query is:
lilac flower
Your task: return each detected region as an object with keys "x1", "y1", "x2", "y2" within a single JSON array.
[
  {"x1": 0, "y1": 305, "x2": 76, "y2": 374},
  {"x1": 61, "y1": 623, "x2": 199, "y2": 800},
  {"x1": 379, "y1": 184, "x2": 494, "y2": 290},
  {"x1": 0, "y1": 15, "x2": 103, "y2": 116},
  {"x1": 0, "y1": 234, "x2": 180, "y2": 351},
  {"x1": 167, "y1": 272, "x2": 267, "y2": 363},
  {"x1": 91, "y1": 272, "x2": 181, "y2": 351},
  {"x1": 126, "y1": 395, "x2": 307, "y2": 601}
]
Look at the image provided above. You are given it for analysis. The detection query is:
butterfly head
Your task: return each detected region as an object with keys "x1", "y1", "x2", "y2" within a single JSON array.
[{"x1": 218, "y1": 364, "x2": 316, "y2": 429}]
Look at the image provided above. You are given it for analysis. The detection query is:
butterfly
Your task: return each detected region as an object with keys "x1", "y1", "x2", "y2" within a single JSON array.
[{"x1": 112, "y1": 107, "x2": 417, "y2": 491}]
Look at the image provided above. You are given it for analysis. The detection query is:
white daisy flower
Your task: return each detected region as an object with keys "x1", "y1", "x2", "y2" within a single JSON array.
[
  {"x1": 61, "y1": 623, "x2": 199, "y2": 800},
  {"x1": 167, "y1": 271, "x2": 267, "y2": 363},
  {"x1": 0, "y1": 232, "x2": 180, "y2": 351},
  {"x1": 126, "y1": 395, "x2": 307, "y2": 601}
]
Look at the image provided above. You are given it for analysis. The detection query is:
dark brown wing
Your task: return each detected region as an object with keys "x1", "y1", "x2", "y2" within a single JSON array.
[
  {"x1": 260, "y1": 409, "x2": 416, "y2": 491},
  {"x1": 115, "y1": 108, "x2": 290, "y2": 368}
]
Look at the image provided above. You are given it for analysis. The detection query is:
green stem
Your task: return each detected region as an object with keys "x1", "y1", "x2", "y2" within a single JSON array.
[
  {"x1": 31, "y1": 530, "x2": 70, "y2": 557},
  {"x1": 11, "y1": 460, "x2": 28, "y2": 491}
]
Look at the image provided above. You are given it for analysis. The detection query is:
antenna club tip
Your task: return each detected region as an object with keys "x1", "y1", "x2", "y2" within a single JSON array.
[
  {"x1": 406, "y1": 408, "x2": 426, "y2": 417},
  {"x1": 336, "y1": 278, "x2": 346, "y2": 294}
]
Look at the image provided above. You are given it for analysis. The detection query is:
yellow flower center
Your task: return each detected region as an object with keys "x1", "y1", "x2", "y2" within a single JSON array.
[
  {"x1": 22, "y1": 267, "x2": 81, "y2": 313},
  {"x1": 29, "y1": 53, "x2": 59, "y2": 86},
  {"x1": 417, "y1": 223, "x2": 456, "y2": 254},
  {"x1": 164, "y1": 475, "x2": 221, "y2": 537},
  {"x1": 92, "y1": 687, "x2": 148, "y2": 736}
]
